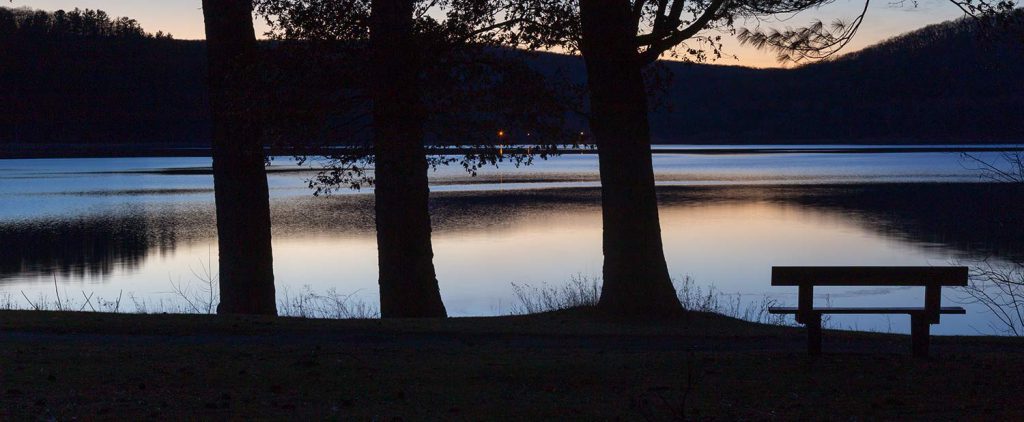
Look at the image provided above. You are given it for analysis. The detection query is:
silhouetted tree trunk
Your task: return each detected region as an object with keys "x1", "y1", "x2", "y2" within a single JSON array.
[
  {"x1": 369, "y1": 0, "x2": 447, "y2": 318},
  {"x1": 201, "y1": 0, "x2": 277, "y2": 315},
  {"x1": 579, "y1": 0, "x2": 681, "y2": 317}
]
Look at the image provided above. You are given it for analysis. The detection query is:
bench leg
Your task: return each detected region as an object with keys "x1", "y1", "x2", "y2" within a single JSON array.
[
  {"x1": 911, "y1": 316, "x2": 930, "y2": 358},
  {"x1": 806, "y1": 313, "x2": 822, "y2": 355}
]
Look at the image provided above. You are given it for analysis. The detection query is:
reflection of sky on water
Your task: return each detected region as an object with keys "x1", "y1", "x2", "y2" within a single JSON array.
[
  {"x1": 0, "y1": 147, "x2": 1021, "y2": 335},
  {"x1": 0, "y1": 149, "x2": 1012, "y2": 219}
]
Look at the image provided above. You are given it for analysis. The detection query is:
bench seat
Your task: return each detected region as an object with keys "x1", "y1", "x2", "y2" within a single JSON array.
[
  {"x1": 770, "y1": 266, "x2": 968, "y2": 357},
  {"x1": 769, "y1": 306, "x2": 966, "y2": 315}
]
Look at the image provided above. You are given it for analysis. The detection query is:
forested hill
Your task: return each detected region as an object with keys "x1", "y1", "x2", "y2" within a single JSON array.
[
  {"x1": 1, "y1": 7, "x2": 1021, "y2": 147},
  {"x1": 0, "y1": 7, "x2": 209, "y2": 146},
  {"x1": 651, "y1": 13, "x2": 1024, "y2": 143}
]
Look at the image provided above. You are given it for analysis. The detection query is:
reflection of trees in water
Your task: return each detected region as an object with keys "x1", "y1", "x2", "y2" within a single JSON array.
[
  {"x1": 0, "y1": 192, "x2": 597, "y2": 281},
  {"x1": 426, "y1": 184, "x2": 1024, "y2": 266},
  {"x1": 656, "y1": 183, "x2": 1024, "y2": 262},
  {"x1": 776, "y1": 183, "x2": 1024, "y2": 263},
  {"x1": 0, "y1": 212, "x2": 193, "y2": 280},
  {"x1": 428, "y1": 189, "x2": 600, "y2": 233},
  {"x1": 1, "y1": 183, "x2": 1019, "y2": 280}
]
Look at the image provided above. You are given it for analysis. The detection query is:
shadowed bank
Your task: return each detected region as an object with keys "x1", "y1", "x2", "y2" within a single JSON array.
[{"x1": 1, "y1": 309, "x2": 1023, "y2": 419}]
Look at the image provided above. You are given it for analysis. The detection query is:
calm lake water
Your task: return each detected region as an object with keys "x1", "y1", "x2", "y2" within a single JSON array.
[{"x1": 2, "y1": 145, "x2": 1023, "y2": 335}]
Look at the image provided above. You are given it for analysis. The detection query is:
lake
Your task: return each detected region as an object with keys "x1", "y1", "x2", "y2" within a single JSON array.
[{"x1": 2, "y1": 145, "x2": 1022, "y2": 335}]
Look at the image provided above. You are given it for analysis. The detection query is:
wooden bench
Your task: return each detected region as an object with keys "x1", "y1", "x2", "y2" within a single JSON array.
[{"x1": 768, "y1": 266, "x2": 967, "y2": 357}]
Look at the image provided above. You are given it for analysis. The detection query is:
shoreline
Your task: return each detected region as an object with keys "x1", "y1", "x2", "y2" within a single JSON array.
[{"x1": 3, "y1": 143, "x2": 1024, "y2": 159}]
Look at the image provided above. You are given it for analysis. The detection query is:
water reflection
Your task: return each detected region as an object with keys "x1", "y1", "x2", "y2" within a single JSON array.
[
  {"x1": 1, "y1": 183, "x2": 1020, "y2": 281},
  {"x1": 657, "y1": 184, "x2": 1023, "y2": 268},
  {"x1": 769, "y1": 183, "x2": 1024, "y2": 261},
  {"x1": 2, "y1": 152, "x2": 1023, "y2": 334},
  {"x1": 0, "y1": 210, "x2": 173, "y2": 280}
]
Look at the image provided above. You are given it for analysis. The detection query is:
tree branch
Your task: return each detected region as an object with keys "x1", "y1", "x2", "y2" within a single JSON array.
[
  {"x1": 737, "y1": 0, "x2": 871, "y2": 63},
  {"x1": 638, "y1": 0, "x2": 687, "y2": 45},
  {"x1": 463, "y1": 18, "x2": 526, "y2": 41},
  {"x1": 632, "y1": 0, "x2": 648, "y2": 22},
  {"x1": 639, "y1": 0, "x2": 727, "y2": 64}
]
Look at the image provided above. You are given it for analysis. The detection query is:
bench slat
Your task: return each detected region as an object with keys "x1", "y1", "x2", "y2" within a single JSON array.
[
  {"x1": 772, "y1": 266, "x2": 968, "y2": 287},
  {"x1": 768, "y1": 306, "x2": 966, "y2": 315}
]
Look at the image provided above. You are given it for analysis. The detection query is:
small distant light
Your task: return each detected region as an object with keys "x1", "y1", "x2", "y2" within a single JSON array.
[
  {"x1": 498, "y1": 130, "x2": 506, "y2": 137},
  {"x1": 579, "y1": 131, "x2": 585, "y2": 136}
]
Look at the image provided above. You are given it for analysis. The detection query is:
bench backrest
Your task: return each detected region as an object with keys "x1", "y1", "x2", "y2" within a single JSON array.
[
  {"x1": 773, "y1": 266, "x2": 968, "y2": 324},
  {"x1": 772, "y1": 266, "x2": 968, "y2": 287}
]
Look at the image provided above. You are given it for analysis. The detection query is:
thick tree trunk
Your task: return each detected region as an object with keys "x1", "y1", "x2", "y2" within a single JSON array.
[
  {"x1": 369, "y1": 0, "x2": 447, "y2": 318},
  {"x1": 579, "y1": 0, "x2": 682, "y2": 317},
  {"x1": 202, "y1": 0, "x2": 277, "y2": 315}
]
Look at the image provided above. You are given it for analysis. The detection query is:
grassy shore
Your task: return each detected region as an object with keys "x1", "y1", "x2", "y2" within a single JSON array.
[{"x1": 1, "y1": 308, "x2": 1022, "y2": 420}]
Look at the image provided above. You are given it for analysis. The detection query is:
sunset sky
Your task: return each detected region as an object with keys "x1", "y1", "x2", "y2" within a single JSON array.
[{"x1": 14, "y1": 0, "x2": 967, "y2": 68}]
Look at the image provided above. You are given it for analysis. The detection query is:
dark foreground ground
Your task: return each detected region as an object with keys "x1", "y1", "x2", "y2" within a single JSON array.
[{"x1": 1, "y1": 309, "x2": 1021, "y2": 420}]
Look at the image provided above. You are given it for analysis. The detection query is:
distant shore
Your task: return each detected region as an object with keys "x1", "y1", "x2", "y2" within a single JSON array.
[{"x1": 3, "y1": 143, "x2": 1024, "y2": 159}]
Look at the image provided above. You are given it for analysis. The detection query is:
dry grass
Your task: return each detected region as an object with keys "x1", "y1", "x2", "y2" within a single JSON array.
[{"x1": 510, "y1": 275, "x2": 792, "y2": 326}]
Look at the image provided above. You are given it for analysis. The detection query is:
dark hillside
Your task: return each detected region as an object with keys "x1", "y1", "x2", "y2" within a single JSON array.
[
  {"x1": 651, "y1": 11, "x2": 1024, "y2": 143},
  {"x1": 0, "y1": 8, "x2": 209, "y2": 145},
  {"x1": 1, "y1": 7, "x2": 1021, "y2": 148}
]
